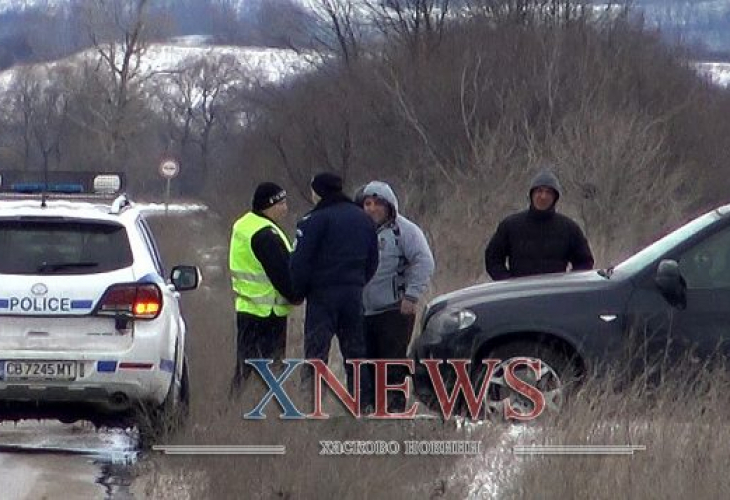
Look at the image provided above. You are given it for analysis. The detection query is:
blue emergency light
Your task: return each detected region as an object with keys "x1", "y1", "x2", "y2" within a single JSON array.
[
  {"x1": 11, "y1": 182, "x2": 84, "y2": 194},
  {"x1": 0, "y1": 171, "x2": 125, "y2": 197}
]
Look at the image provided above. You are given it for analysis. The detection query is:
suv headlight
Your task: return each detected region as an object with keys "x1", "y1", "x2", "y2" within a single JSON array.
[{"x1": 425, "y1": 307, "x2": 477, "y2": 336}]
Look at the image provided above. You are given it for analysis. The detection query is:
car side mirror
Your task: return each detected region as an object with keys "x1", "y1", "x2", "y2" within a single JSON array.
[
  {"x1": 654, "y1": 259, "x2": 686, "y2": 309},
  {"x1": 171, "y1": 265, "x2": 201, "y2": 291}
]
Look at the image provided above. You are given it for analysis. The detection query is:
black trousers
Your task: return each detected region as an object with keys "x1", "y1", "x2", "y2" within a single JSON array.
[
  {"x1": 302, "y1": 287, "x2": 373, "y2": 408},
  {"x1": 231, "y1": 311, "x2": 287, "y2": 393},
  {"x1": 364, "y1": 309, "x2": 416, "y2": 412}
]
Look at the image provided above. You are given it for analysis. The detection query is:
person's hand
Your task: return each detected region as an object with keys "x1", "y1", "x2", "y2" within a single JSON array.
[{"x1": 400, "y1": 298, "x2": 417, "y2": 315}]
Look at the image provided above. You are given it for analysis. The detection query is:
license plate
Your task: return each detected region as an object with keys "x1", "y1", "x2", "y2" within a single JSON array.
[{"x1": 0, "y1": 360, "x2": 77, "y2": 381}]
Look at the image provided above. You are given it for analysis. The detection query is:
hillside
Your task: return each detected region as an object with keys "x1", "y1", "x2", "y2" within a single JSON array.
[
  {"x1": 2, "y1": 1, "x2": 730, "y2": 57},
  {"x1": 0, "y1": 37, "x2": 311, "y2": 92}
]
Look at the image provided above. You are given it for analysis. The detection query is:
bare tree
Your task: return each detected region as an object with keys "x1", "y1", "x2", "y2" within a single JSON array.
[
  {"x1": 29, "y1": 70, "x2": 72, "y2": 170},
  {"x1": 8, "y1": 68, "x2": 40, "y2": 169},
  {"x1": 308, "y1": 0, "x2": 365, "y2": 66},
  {"x1": 152, "y1": 53, "x2": 244, "y2": 190},
  {"x1": 547, "y1": 106, "x2": 694, "y2": 266},
  {"x1": 465, "y1": 0, "x2": 591, "y2": 24},
  {"x1": 4, "y1": 65, "x2": 74, "y2": 171},
  {"x1": 245, "y1": 0, "x2": 317, "y2": 48},
  {"x1": 365, "y1": 0, "x2": 450, "y2": 56},
  {"x1": 77, "y1": 0, "x2": 170, "y2": 165}
]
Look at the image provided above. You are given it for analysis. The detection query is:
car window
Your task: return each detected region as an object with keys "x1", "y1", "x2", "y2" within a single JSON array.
[
  {"x1": 614, "y1": 211, "x2": 720, "y2": 276},
  {"x1": 136, "y1": 217, "x2": 166, "y2": 277},
  {"x1": 0, "y1": 220, "x2": 133, "y2": 275},
  {"x1": 678, "y1": 227, "x2": 730, "y2": 289}
]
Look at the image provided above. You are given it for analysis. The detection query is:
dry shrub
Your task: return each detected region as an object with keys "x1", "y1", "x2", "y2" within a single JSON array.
[
  {"x1": 546, "y1": 105, "x2": 696, "y2": 267},
  {"x1": 214, "y1": 11, "x2": 730, "y2": 297},
  {"x1": 502, "y1": 346, "x2": 730, "y2": 498}
]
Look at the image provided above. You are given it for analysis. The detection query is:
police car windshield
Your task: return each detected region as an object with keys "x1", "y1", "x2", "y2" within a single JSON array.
[{"x1": 0, "y1": 220, "x2": 133, "y2": 275}]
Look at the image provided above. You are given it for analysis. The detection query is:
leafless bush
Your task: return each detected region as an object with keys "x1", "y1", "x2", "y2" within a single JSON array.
[
  {"x1": 221, "y1": 9, "x2": 730, "y2": 291},
  {"x1": 545, "y1": 106, "x2": 696, "y2": 267},
  {"x1": 504, "y1": 348, "x2": 730, "y2": 498}
]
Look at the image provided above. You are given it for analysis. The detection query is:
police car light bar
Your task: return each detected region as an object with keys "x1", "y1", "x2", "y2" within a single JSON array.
[
  {"x1": 11, "y1": 182, "x2": 84, "y2": 193},
  {"x1": 93, "y1": 174, "x2": 122, "y2": 194},
  {"x1": 0, "y1": 171, "x2": 125, "y2": 198}
]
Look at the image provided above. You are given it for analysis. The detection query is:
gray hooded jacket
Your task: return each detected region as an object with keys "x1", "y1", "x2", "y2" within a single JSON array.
[{"x1": 361, "y1": 181, "x2": 435, "y2": 315}]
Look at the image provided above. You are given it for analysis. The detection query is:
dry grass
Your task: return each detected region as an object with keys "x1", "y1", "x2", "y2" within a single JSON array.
[
  {"x1": 502, "y1": 355, "x2": 730, "y2": 499},
  {"x1": 136, "y1": 209, "x2": 494, "y2": 499},
  {"x1": 138, "y1": 208, "x2": 730, "y2": 500}
]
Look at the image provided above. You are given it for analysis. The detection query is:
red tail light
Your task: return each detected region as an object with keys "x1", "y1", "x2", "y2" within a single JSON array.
[{"x1": 95, "y1": 283, "x2": 162, "y2": 320}]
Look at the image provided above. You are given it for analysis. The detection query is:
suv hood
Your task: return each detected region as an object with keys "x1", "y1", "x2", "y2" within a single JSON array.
[{"x1": 430, "y1": 270, "x2": 613, "y2": 309}]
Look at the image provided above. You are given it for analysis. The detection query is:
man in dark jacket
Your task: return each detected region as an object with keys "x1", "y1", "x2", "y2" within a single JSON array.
[
  {"x1": 485, "y1": 168, "x2": 594, "y2": 280},
  {"x1": 291, "y1": 172, "x2": 379, "y2": 411},
  {"x1": 229, "y1": 182, "x2": 302, "y2": 395}
]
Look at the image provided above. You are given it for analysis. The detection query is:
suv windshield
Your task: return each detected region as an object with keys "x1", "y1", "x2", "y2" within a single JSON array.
[
  {"x1": 0, "y1": 220, "x2": 133, "y2": 275},
  {"x1": 612, "y1": 210, "x2": 721, "y2": 276}
]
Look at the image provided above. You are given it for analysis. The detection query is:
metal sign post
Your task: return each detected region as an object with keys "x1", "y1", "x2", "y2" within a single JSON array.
[
  {"x1": 158, "y1": 158, "x2": 180, "y2": 215},
  {"x1": 165, "y1": 178, "x2": 172, "y2": 215}
]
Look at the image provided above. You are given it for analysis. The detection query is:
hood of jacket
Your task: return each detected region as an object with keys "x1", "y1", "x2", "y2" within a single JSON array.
[
  {"x1": 528, "y1": 168, "x2": 562, "y2": 218},
  {"x1": 362, "y1": 180, "x2": 399, "y2": 217},
  {"x1": 528, "y1": 169, "x2": 562, "y2": 203}
]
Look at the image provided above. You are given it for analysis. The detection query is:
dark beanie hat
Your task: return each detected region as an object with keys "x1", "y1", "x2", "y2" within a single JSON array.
[
  {"x1": 252, "y1": 182, "x2": 286, "y2": 211},
  {"x1": 311, "y1": 172, "x2": 343, "y2": 198}
]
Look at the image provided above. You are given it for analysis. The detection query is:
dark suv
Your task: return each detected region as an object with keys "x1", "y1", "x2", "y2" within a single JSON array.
[{"x1": 410, "y1": 205, "x2": 730, "y2": 414}]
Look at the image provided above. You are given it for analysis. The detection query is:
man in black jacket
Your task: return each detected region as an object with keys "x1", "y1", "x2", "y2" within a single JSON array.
[
  {"x1": 485, "y1": 168, "x2": 594, "y2": 281},
  {"x1": 291, "y1": 172, "x2": 379, "y2": 410}
]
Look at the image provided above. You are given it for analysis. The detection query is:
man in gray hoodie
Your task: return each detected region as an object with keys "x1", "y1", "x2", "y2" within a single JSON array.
[{"x1": 360, "y1": 180, "x2": 435, "y2": 412}]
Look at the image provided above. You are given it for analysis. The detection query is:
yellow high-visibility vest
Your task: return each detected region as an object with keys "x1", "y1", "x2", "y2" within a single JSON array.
[{"x1": 229, "y1": 212, "x2": 293, "y2": 317}]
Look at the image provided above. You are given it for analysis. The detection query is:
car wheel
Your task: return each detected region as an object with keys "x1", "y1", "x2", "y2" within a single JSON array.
[
  {"x1": 138, "y1": 355, "x2": 190, "y2": 448},
  {"x1": 474, "y1": 341, "x2": 578, "y2": 421},
  {"x1": 412, "y1": 357, "x2": 463, "y2": 417}
]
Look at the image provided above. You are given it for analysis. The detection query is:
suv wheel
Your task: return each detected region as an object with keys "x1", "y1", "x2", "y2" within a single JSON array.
[
  {"x1": 138, "y1": 355, "x2": 190, "y2": 448},
  {"x1": 472, "y1": 341, "x2": 577, "y2": 421}
]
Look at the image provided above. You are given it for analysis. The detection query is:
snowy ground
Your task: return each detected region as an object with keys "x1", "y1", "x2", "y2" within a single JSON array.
[
  {"x1": 0, "y1": 39, "x2": 315, "y2": 97},
  {"x1": 1, "y1": 36, "x2": 729, "y2": 101},
  {"x1": 695, "y1": 61, "x2": 730, "y2": 86},
  {"x1": 136, "y1": 200, "x2": 209, "y2": 214},
  {"x1": 455, "y1": 421, "x2": 532, "y2": 499}
]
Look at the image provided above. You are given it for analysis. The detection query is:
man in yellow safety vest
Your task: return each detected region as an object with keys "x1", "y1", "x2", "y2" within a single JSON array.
[{"x1": 229, "y1": 182, "x2": 301, "y2": 394}]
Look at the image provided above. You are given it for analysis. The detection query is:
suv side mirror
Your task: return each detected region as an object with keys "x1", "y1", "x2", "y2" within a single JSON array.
[
  {"x1": 171, "y1": 265, "x2": 201, "y2": 291},
  {"x1": 654, "y1": 259, "x2": 686, "y2": 309}
]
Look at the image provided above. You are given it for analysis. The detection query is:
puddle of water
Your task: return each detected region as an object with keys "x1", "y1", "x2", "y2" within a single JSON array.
[
  {"x1": 0, "y1": 421, "x2": 141, "y2": 499},
  {"x1": 96, "y1": 460, "x2": 137, "y2": 499}
]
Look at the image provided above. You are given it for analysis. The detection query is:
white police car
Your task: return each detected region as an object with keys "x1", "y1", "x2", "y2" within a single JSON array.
[{"x1": 0, "y1": 171, "x2": 200, "y2": 439}]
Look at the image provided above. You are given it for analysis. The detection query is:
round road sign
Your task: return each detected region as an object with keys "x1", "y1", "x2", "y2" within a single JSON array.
[{"x1": 159, "y1": 158, "x2": 180, "y2": 179}]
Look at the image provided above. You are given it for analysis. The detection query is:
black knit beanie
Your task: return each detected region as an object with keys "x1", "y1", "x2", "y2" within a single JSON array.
[
  {"x1": 252, "y1": 182, "x2": 286, "y2": 211},
  {"x1": 311, "y1": 172, "x2": 343, "y2": 198}
]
